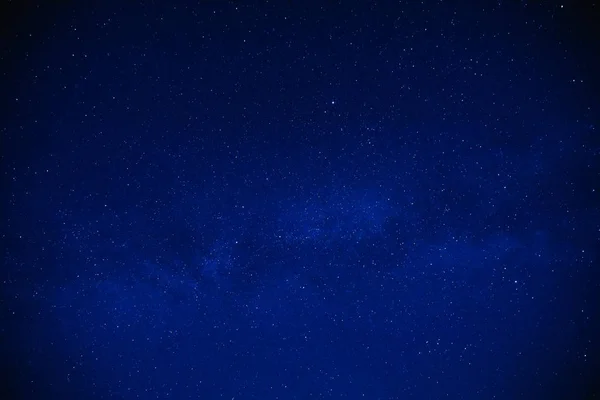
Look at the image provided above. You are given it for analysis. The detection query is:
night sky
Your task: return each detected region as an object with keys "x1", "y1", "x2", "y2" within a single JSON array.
[{"x1": 2, "y1": 1, "x2": 599, "y2": 399}]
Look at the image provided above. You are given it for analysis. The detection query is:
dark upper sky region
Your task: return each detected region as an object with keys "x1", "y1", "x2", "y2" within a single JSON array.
[{"x1": 1, "y1": 1, "x2": 599, "y2": 399}]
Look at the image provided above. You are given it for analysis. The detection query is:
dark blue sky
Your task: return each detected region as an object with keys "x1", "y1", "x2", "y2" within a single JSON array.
[{"x1": 2, "y1": 1, "x2": 599, "y2": 399}]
